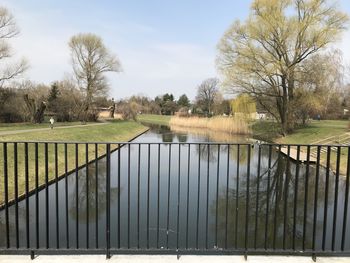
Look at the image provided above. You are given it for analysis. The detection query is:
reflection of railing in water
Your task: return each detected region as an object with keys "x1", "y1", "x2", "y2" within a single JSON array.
[{"x1": 0, "y1": 141, "x2": 349, "y2": 261}]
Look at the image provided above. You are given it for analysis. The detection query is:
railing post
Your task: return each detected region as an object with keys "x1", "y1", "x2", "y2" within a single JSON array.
[
  {"x1": 118, "y1": 143, "x2": 121, "y2": 249},
  {"x1": 3, "y1": 142, "x2": 9, "y2": 249},
  {"x1": 341, "y1": 146, "x2": 350, "y2": 251},
  {"x1": 106, "y1": 144, "x2": 111, "y2": 259},
  {"x1": 244, "y1": 145, "x2": 251, "y2": 254}
]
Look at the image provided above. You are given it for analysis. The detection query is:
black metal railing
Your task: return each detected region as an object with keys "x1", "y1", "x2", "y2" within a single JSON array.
[{"x1": 0, "y1": 142, "x2": 349, "y2": 260}]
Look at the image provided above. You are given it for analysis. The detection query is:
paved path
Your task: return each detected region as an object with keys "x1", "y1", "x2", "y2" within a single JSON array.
[
  {"x1": 1, "y1": 255, "x2": 349, "y2": 263},
  {"x1": 0, "y1": 122, "x2": 107, "y2": 136}
]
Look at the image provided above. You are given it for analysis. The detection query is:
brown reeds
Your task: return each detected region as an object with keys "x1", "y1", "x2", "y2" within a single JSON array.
[{"x1": 169, "y1": 116, "x2": 250, "y2": 135}]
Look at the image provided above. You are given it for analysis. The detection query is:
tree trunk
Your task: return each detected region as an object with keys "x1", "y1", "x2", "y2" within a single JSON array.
[
  {"x1": 23, "y1": 94, "x2": 47, "y2": 123},
  {"x1": 33, "y1": 102, "x2": 46, "y2": 123}
]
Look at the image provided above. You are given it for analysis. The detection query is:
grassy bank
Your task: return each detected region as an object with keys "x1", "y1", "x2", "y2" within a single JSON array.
[
  {"x1": 276, "y1": 120, "x2": 348, "y2": 145},
  {"x1": 169, "y1": 116, "x2": 250, "y2": 135},
  {"x1": 137, "y1": 114, "x2": 171, "y2": 125},
  {"x1": 251, "y1": 121, "x2": 282, "y2": 142},
  {"x1": 276, "y1": 120, "x2": 349, "y2": 176},
  {"x1": 0, "y1": 120, "x2": 148, "y2": 205}
]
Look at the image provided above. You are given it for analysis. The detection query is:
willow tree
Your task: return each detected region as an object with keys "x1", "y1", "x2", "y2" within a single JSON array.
[
  {"x1": 231, "y1": 94, "x2": 256, "y2": 119},
  {"x1": 217, "y1": 0, "x2": 348, "y2": 135},
  {"x1": 69, "y1": 33, "x2": 121, "y2": 121}
]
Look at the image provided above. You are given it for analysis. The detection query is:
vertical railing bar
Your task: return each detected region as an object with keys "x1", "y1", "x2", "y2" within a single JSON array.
[
  {"x1": 312, "y1": 146, "x2": 321, "y2": 252},
  {"x1": 341, "y1": 146, "x2": 350, "y2": 251},
  {"x1": 118, "y1": 143, "x2": 121, "y2": 249},
  {"x1": 45, "y1": 142, "x2": 49, "y2": 249},
  {"x1": 254, "y1": 144, "x2": 261, "y2": 249},
  {"x1": 64, "y1": 143, "x2": 69, "y2": 249},
  {"x1": 75, "y1": 143, "x2": 79, "y2": 249},
  {"x1": 147, "y1": 144, "x2": 151, "y2": 249},
  {"x1": 55, "y1": 143, "x2": 59, "y2": 249},
  {"x1": 283, "y1": 145, "x2": 290, "y2": 250},
  {"x1": 128, "y1": 144, "x2": 131, "y2": 249},
  {"x1": 137, "y1": 144, "x2": 141, "y2": 249},
  {"x1": 14, "y1": 142, "x2": 19, "y2": 248},
  {"x1": 215, "y1": 145, "x2": 220, "y2": 248},
  {"x1": 331, "y1": 146, "x2": 341, "y2": 251},
  {"x1": 95, "y1": 143, "x2": 98, "y2": 249},
  {"x1": 85, "y1": 143, "x2": 89, "y2": 249},
  {"x1": 157, "y1": 143, "x2": 161, "y2": 248},
  {"x1": 273, "y1": 145, "x2": 281, "y2": 250},
  {"x1": 25, "y1": 142, "x2": 30, "y2": 249},
  {"x1": 196, "y1": 144, "x2": 201, "y2": 249},
  {"x1": 264, "y1": 145, "x2": 272, "y2": 250},
  {"x1": 3, "y1": 143, "x2": 9, "y2": 248},
  {"x1": 106, "y1": 144, "x2": 111, "y2": 259},
  {"x1": 176, "y1": 144, "x2": 181, "y2": 250},
  {"x1": 225, "y1": 144, "x2": 230, "y2": 249},
  {"x1": 292, "y1": 145, "x2": 300, "y2": 251},
  {"x1": 322, "y1": 146, "x2": 331, "y2": 251},
  {"x1": 302, "y1": 145, "x2": 310, "y2": 251},
  {"x1": 235, "y1": 145, "x2": 240, "y2": 249},
  {"x1": 166, "y1": 144, "x2": 172, "y2": 249},
  {"x1": 186, "y1": 144, "x2": 191, "y2": 249},
  {"x1": 205, "y1": 144, "x2": 210, "y2": 249},
  {"x1": 244, "y1": 145, "x2": 251, "y2": 253},
  {"x1": 35, "y1": 143, "x2": 39, "y2": 249}
]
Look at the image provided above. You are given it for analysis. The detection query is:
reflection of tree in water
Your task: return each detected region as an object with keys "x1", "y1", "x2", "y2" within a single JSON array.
[
  {"x1": 229, "y1": 144, "x2": 252, "y2": 164},
  {"x1": 69, "y1": 159, "x2": 118, "y2": 223},
  {"x1": 196, "y1": 143, "x2": 252, "y2": 164},
  {"x1": 196, "y1": 144, "x2": 231, "y2": 163},
  {"x1": 0, "y1": 204, "x2": 27, "y2": 247},
  {"x1": 176, "y1": 133, "x2": 188, "y2": 143},
  {"x1": 212, "y1": 146, "x2": 338, "y2": 250},
  {"x1": 162, "y1": 132, "x2": 175, "y2": 143}
]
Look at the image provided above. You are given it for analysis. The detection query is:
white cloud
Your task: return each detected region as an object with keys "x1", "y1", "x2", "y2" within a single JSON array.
[{"x1": 2, "y1": 1, "x2": 216, "y2": 100}]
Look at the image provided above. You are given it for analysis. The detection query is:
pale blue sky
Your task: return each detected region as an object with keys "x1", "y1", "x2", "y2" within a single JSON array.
[{"x1": 3, "y1": 0, "x2": 350, "y2": 100}]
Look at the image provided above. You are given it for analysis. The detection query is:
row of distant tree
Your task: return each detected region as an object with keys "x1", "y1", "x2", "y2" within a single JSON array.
[{"x1": 115, "y1": 78, "x2": 233, "y2": 120}]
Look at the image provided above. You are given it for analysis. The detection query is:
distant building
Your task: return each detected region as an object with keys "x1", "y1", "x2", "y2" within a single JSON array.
[{"x1": 256, "y1": 112, "x2": 267, "y2": 120}]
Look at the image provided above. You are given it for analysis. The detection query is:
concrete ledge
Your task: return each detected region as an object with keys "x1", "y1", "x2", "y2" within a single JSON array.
[{"x1": 1, "y1": 255, "x2": 350, "y2": 263}]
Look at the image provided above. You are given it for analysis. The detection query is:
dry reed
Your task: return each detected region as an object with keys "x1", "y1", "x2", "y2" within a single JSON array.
[{"x1": 169, "y1": 116, "x2": 250, "y2": 135}]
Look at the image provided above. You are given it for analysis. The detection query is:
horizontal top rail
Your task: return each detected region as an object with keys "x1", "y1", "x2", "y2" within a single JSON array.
[{"x1": 0, "y1": 140, "x2": 349, "y2": 147}]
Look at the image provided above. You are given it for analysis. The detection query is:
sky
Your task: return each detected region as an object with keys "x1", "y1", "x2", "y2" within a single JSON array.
[{"x1": 2, "y1": 0, "x2": 350, "y2": 101}]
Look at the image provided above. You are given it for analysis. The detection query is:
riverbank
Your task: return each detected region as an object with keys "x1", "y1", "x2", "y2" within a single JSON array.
[
  {"x1": 0, "y1": 120, "x2": 149, "y2": 205},
  {"x1": 137, "y1": 115, "x2": 350, "y2": 176},
  {"x1": 137, "y1": 114, "x2": 171, "y2": 125}
]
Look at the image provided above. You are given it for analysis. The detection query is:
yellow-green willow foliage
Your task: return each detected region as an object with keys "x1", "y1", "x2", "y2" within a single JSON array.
[{"x1": 231, "y1": 94, "x2": 256, "y2": 119}]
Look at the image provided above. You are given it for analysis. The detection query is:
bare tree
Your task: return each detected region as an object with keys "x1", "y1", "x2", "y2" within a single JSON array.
[
  {"x1": 20, "y1": 80, "x2": 49, "y2": 123},
  {"x1": 195, "y1": 78, "x2": 220, "y2": 116},
  {"x1": 69, "y1": 33, "x2": 122, "y2": 121},
  {"x1": 0, "y1": 7, "x2": 28, "y2": 87}
]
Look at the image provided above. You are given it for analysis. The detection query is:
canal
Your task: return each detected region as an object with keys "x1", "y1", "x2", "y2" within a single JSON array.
[{"x1": 0, "y1": 123, "x2": 349, "y2": 252}]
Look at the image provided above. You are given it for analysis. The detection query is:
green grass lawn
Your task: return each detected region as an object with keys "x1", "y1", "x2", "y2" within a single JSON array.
[
  {"x1": 277, "y1": 120, "x2": 348, "y2": 144},
  {"x1": 0, "y1": 120, "x2": 148, "y2": 205},
  {"x1": 137, "y1": 114, "x2": 171, "y2": 125}
]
